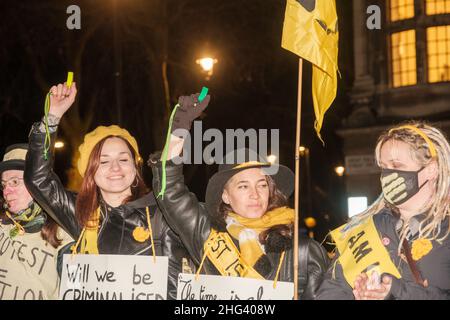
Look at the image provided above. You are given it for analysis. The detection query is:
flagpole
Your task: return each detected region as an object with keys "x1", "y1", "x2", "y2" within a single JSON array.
[{"x1": 294, "y1": 58, "x2": 303, "y2": 300}]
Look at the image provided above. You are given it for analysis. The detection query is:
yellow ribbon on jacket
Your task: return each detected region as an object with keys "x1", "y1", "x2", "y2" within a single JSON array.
[
  {"x1": 330, "y1": 215, "x2": 401, "y2": 288},
  {"x1": 72, "y1": 207, "x2": 100, "y2": 255}
]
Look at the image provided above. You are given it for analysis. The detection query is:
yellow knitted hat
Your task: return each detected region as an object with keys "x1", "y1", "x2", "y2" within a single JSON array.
[{"x1": 77, "y1": 125, "x2": 140, "y2": 177}]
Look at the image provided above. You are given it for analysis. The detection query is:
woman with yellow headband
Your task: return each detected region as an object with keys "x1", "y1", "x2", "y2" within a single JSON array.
[
  {"x1": 23, "y1": 81, "x2": 189, "y2": 299},
  {"x1": 317, "y1": 121, "x2": 450, "y2": 300},
  {"x1": 148, "y1": 94, "x2": 329, "y2": 299}
]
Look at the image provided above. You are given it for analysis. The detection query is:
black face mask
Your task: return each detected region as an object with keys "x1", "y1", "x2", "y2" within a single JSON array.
[{"x1": 380, "y1": 167, "x2": 428, "y2": 206}]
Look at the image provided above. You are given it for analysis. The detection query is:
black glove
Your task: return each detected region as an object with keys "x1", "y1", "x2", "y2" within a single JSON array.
[{"x1": 171, "y1": 93, "x2": 210, "y2": 132}]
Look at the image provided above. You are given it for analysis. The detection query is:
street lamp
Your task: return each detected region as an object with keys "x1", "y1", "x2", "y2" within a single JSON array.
[
  {"x1": 304, "y1": 217, "x2": 317, "y2": 239},
  {"x1": 55, "y1": 141, "x2": 65, "y2": 149},
  {"x1": 196, "y1": 57, "x2": 218, "y2": 80},
  {"x1": 335, "y1": 166, "x2": 345, "y2": 177},
  {"x1": 267, "y1": 154, "x2": 277, "y2": 164}
]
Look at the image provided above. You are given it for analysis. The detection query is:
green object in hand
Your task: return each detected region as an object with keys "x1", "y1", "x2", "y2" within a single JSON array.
[{"x1": 198, "y1": 87, "x2": 209, "y2": 102}]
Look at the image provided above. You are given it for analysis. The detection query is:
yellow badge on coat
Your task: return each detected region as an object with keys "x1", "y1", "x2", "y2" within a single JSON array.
[
  {"x1": 411, "y1": 238, "x2": 433, "y2": 261},
  {"x1": 133, "y1": 227, "x2": 150, "y2": 242}
]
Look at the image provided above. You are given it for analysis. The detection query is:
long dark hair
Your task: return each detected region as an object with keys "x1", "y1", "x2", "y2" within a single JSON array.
[
  {"x1": 75, "y1": 136, "x2": 148, "y2": 227},
  {"x1": 41, "y1": 219, "x2": 62, "y2": 248}
]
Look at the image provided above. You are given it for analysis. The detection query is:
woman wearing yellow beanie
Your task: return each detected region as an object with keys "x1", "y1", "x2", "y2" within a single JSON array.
[{"x1": 24, "y1": 81, "x2": 189, "y2": 300}]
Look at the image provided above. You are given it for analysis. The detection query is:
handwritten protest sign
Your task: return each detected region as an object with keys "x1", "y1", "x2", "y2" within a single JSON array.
[
  {"x1": 177, "y1": 273, "x2": 294, "y2": 300},
  {"x1": 0, "y1": 227, "x2": 60, "y2": 299},
  {"x1": 60, "y1": 254, "x2": 168, "y2": 300}
]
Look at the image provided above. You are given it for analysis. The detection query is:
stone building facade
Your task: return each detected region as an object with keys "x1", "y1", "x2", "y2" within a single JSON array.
[{"x1": 338, "y1": 0, "x2": 450, "y2": 207}]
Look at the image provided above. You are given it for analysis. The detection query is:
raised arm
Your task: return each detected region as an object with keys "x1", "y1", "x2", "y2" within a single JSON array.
[
  {"x1": 24, "y1": 82, "x2": 81, "y2": 239},
  {"x1": 149, "y1": 93, "x2": 211, "y2": 264}
]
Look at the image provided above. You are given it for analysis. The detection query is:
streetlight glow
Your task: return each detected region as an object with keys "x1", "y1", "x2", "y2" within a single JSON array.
[
  {"x1": 267, "y1": 154, "x2": 277, "y2": 164},
  {"x1": 299, "y1": 146, "x2": 309, "y2": 157},
  {"x1": 335, "y1": 166, "x2": 345, "y2": 177},
  {"x1": 196, "y1": 57, "x2": 216, "y2": 72},
  {"x1": 304, "y1": 217, "x2": 316, "y2": 228},
  {"x1": 55, "y1": 141, "x2": 65, "y2": 149},
  {"x1": 196, "y1": 57, "x2": 218, "y2": 80}
]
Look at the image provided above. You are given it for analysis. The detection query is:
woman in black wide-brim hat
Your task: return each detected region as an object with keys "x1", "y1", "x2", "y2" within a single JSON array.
[{"x1": 149, "y1": 94, "x2": 330, "y2": 299}]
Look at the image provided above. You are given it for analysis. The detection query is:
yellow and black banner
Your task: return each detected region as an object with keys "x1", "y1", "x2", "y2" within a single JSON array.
[
  {"x1": 204, "y1": 230, "x2": 264, "y2": 279},
  {"x1": 330, "y1": 216, "x2": 401, "y2": 287},
  {"x1": 282, "y1": 0, "x2": 339, "y2": 141}
]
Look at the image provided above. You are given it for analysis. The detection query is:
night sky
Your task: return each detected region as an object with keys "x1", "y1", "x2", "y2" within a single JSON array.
[{"x1": 1, "y1": 0, "x2": 354, "y2": 242}]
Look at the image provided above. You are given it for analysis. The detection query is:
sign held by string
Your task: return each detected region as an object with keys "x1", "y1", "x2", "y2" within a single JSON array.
[
  {"x1": 60, "y1": 254, "x2": 168, "y2": 300},
  {"x1": 177, "y1": 273, "x2": 294, "y2": 300}
]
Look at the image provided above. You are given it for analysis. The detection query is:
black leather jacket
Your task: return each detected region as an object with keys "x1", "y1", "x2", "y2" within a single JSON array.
[
  {"x1": 24, "y1": 124, "x2": 188, "y2": 300},
  {"x1": 149, "y1": 155, "x2": 330, "y2": 299}
]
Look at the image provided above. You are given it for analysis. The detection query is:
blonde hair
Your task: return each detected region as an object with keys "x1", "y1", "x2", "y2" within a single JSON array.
[{"x1": 355, "y1": 121, "x2": 450, "y2": 252}]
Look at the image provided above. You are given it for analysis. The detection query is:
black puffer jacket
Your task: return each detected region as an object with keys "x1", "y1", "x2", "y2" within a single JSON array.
[
  {"x1": 24, "y1": 124, "x2": 188, "y2": 300},
  {"x1": 149, "y1": 155, "x2": 330, "y2": 299}
]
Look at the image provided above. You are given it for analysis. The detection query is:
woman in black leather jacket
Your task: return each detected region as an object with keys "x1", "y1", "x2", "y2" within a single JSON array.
[
  {"x1": 23, "y1": 81, "x2": 188, "y2": 300},
  {"x1": 149, "y1": 93, "x2": 330, "y2": 299}
]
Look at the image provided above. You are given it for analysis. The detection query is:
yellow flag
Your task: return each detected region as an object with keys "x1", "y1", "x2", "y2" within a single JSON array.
[{"x1": 282, "y1": 0, "x2": 339, "y2": 142}]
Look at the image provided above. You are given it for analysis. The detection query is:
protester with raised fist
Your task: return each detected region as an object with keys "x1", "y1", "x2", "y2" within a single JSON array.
[
  {"x1": 148, "y1": 93, "x2": 329, "y2": 299},
  {"x1": 24, "y1": 81, "x2": 189, "y2": 299}
]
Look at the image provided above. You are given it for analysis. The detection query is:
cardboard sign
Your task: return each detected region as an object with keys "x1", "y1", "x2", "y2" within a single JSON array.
[
  {"x1": 59, "y1": 254, "x2": 168, "y2": 300},
  {"x1": 177, "y1": 273, "x2": 294, "y2": 300},
  {"x1": 0, "y1": 226, "x2": 62, "y2": 299}
]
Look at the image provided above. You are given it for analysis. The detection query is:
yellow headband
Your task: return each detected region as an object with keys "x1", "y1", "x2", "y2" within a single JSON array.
[{"x1": 389, "y1": 125, "x2": 437, "y2": 159}]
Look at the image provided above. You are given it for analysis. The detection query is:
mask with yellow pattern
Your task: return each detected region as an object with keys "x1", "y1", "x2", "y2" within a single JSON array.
[{"x1": 380, "y1": 167, "x2": 428, "y2": 206}]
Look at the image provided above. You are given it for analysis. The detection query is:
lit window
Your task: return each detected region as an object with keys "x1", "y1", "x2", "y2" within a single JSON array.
[
  {"x1": 427, "y1": 26, "x2": 450, "y2": 82},
  {"x1": 391, "y1": 30, "x2": 417, "y2": 87},
  {"x1": 348, "y1": 197, "x2": 368, "y2": 218},
  {"x1": 390, "y1": 0, "x2": 415, "y2": 22},
  {"x1": 426, "y1": 0, "x2": 450, "y2": 15}
]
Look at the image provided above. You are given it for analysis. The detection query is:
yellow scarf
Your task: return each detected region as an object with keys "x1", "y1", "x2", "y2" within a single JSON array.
[
  {"x1": 200, "y1": 207, "x2": 294, "y2": 280},
  {"x1": 72, "y1": 207, "x2": 100, "y2": 255},
  {"x1": 226, "y1": 206, "x2": 294, "y2": 268}
]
